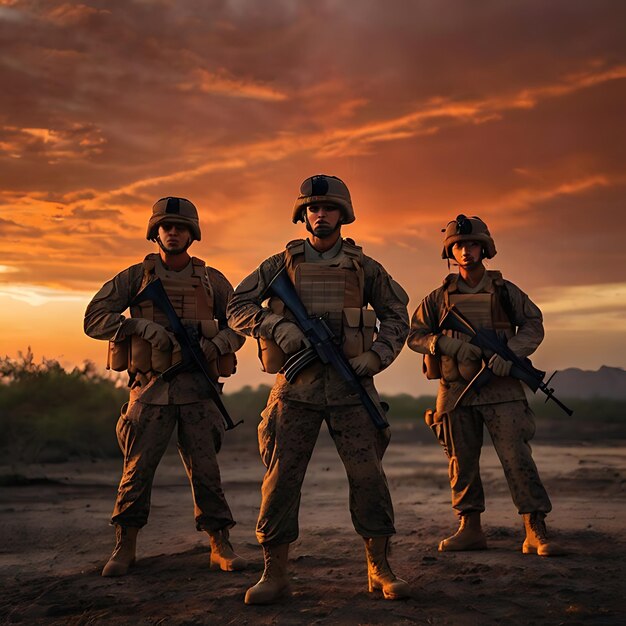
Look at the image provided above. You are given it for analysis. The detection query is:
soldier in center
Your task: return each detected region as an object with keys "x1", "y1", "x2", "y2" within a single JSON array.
[{"x1": 227, "y1": 175, "x2": 411, "y2": 604}]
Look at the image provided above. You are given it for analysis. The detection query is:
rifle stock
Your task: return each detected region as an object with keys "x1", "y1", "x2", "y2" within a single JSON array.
[
  {"x1": 131, "y1": 278, "x2": 242, "y2": 430},
  {"x1": 440, "y1": 305, "x2": 573, "y2": 416},
  {"x1": 265, "y1": 267, "x2": 389, "y2": 430}
]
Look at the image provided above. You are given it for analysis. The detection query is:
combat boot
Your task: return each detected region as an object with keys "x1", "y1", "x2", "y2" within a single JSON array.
[
  {"x1": 102, "y1": 525, "x2": 139, "y2": 577},
  {"x1": 364, "y1": 537, "x2": 410, "y2": 600},
  {"x1": 244, "y1": 543, "x2": 291, "y2": 605},
  {"x1": 439, "y1": 512, "x2": 487, "y2": 551},
  {"x1": 522, "y1": 512, "x2": 565, "y2": 556},
  {"x1": 207, "y1": 528, "x2": 247, "y2": 571}
]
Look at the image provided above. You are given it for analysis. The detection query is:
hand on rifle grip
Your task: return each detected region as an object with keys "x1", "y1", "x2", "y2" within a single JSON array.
[
  {"x1": 273, "y1": 320, "x2": 308, "y2": 354},
  {"x1": 123, "y1": 318, "x2": 172, "y2": 351},
  {"x1": 489, "y1": 353, "x2": 512, "y2": 377}
]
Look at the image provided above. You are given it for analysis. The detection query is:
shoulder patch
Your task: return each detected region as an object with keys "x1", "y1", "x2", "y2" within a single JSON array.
[
  {"x1": 91, "y1": 279, "x2": 116, "y2": 302},
  {"x1": 390, "y1": 279, "x2": 410, "y2": 306}
]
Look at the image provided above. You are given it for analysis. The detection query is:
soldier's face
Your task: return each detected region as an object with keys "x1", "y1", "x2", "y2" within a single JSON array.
[
  {"x1": 305, "y1": 204, "x2": 341, "y2": 238},
  {"x1": 452, "y1": 240, "x2": 482, "y2": 268},
  {"x1": 158, "y1": 222, "x2": 192, "y2": 254}
]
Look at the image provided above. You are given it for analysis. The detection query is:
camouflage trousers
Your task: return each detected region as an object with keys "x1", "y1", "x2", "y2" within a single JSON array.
[
  {"x1": 255, "y1": 398, "x2": 395, "y2": 545},
  {"x1": 436, "y1": 400, "x2": 552, "y2": 515},
  {"x1": 111, "y1": 398, "x2": 234, "y2": 531}
]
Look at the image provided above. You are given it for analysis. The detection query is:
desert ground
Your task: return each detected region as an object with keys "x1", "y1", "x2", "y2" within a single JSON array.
[{"x1": 1, "y1": 421, "x2": 625, "y2": 625}]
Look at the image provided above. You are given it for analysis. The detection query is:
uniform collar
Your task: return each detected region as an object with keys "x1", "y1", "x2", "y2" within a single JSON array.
[
  {"x1": 446, "y1": 270, "x2": 495, "y2": 294},
  {"x1": 304, "y1": 237, "x2": 343, "y2": 262}
]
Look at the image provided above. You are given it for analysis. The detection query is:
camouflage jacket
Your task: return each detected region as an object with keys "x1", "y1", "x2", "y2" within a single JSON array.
[
  {"x1": 84, "y1": 257, "x2": 245, "y2": 405},
  {"x1": 227, "y1": 238, "x2": 409, "y2": 406},
  {"x1": 408, "y1": 271, "x2": 544, "y2": 413}
]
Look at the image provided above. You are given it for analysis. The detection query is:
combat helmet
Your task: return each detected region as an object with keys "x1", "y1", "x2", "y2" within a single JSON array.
[
  {"x1": 292, "y1": 174, "x2": 355, "y2": 224},
  {"x1": 146, "y1": 197, "x2": 201, "y2": 241},
  {"x1": 441, "y1": 214, "x2": 496, "y2": 259}
]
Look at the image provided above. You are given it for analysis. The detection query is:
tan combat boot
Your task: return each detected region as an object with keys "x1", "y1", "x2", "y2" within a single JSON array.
[
  {"x1": 439, "y1": 512, "x2": 487, "y2": 551},
  {"x1": 207, "y1": 528, "x2": 247, "y2": 571},
  {"x1": 364, "y1": 537, "x2": 410, "y2": 600},
  {"x1": 522, "y1": 512, "x2": 565, "y2": 556},
  {"x1": 244, "y1": 543, "x2": 291, "y2": 605},
  {"x1": 102, "y1": 525, "x2": 139, "y2": 577}
]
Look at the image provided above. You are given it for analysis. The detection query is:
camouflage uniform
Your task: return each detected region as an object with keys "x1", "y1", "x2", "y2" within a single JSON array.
[
  {"x1": 408, "y1": 271, "x2": 552, "y2": 516},
  {"x1": 84, "y1": 255, "x2": 245, "y2": 531},
  {"x1": 227, "y1": 238, "x2": 409, "y2": 544}
]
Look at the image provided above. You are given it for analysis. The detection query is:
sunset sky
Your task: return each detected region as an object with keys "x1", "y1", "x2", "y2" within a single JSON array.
[{"x1": 0, "y1": 0, "x2": 624, "y2": 396}]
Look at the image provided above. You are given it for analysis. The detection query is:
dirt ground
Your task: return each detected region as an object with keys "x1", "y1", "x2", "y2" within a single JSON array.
[{"x1": 1, "y1": 422, "x2": 625, "y2": 625}]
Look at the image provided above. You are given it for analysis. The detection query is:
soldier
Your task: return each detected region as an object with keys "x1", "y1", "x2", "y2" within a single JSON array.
[
  {"x1": 227, "y1": 174, "x2": 411, "y2": 604},
  {"x1": 84, "y1": 197, "x2": 247, "y2": 577},
  {"x1": 408, "y1": 214, "x2": 563, "y2": 556}
]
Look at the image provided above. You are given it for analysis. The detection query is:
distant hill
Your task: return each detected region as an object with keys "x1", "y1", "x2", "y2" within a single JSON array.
[{"x1": 550, "y1": 366, "x2": 626, "y2": 399}]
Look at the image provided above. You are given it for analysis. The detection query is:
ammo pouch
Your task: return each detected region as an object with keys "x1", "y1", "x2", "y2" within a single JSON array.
[
  {"x1": 107, "y1": 335, "x2": 182, "y2": 374},
  {"x1": 258, "y1": 302, "x2": 378, "y2": 374},
  {"x1": 107, "y1": 317, "x2": 236, "y2": 377},
  {"x1": 439, "y1": 349, "x2": 481, "y2": 383},
  {"x1": 424, "y1": 409, "x2": 452, "y2": 459},
  {"x1": 216, "y1": 353, "x2": 237, "y2": 378},
  {"x1": 422, "y1": 354, "x2": 441, "y2": 380},
  {"x1": 258, "y1": 339, "x2": 286, "y2": 374},
  {"x1": 342, "y1": 307, "x2": 377, "y2": 358},
  {"x1": 258, "y1": 297, "x2": 288, "y2": 374}
]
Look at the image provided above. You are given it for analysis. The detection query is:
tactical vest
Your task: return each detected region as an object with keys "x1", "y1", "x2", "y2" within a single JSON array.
[
  {"x1": 427, "y1": 271, "x2": 515, "y2": 383},
  {"x1": 258, "y1": 239, "x2": 377, "y2": 373},
  {"x1": 107, "y1": 254, "x2": 235, "y2": 378}
]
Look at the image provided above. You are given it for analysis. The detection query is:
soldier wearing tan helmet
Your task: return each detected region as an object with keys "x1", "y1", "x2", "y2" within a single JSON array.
[
  {"x1": 408, "y1": 214, "x2": 563, "y2": 556},
  {"x1": 227, "y1": 175, "x2": 411, "y2": 604},
  {"x1": 84, "y1": 196, "x2": 246, "y2": 577}
]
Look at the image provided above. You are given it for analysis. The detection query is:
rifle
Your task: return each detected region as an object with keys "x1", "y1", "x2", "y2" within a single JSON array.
[
  {"x1": 131, "y1": 278, "x2": 242, "y2": 430},
  {"x1": 439, "y1": 305, "x2": 573, "y2": 416},
  {"x1": 265, "y1": 266, "x2": 390, "y2": 430}
]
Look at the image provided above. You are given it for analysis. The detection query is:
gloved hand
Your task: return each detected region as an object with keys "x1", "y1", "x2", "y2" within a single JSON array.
[
  {"x1": 437, "y1": 335, "x2": 482, "y2": 362},
  {"x1": 489, "y1": 353, "x2": 512, "y2": 377},
  {"x1": 273, "y1": 321, "x2": 307, "y2": 354},
  {"x1": 349, "y1": 350, "x2": 382, "y2": 376},
  {"x1": 123, "y1": 318, "x2": 175, "y2": 351}
]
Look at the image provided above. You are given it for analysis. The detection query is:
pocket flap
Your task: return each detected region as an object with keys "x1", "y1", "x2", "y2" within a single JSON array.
[
  {"x1": 342, "y1": 307, "x2": 362, "y2": 328},
  {"x1": 362, "y1": 308, "x2": 377, "y2": 329}
]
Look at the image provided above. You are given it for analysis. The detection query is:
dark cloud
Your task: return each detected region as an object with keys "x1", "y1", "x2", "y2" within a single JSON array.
[
  {"x1": 0, "y1": 0, "x2": 625, "y2": 300},
  {"x1": 68, "y1": 207, "x2": 122, "y2": 220},
  {"x1": 0, "y1": 217, "x2": 43, "y2": 238}
]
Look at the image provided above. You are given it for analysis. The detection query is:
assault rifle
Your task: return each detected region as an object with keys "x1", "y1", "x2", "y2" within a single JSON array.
[
  {"x1": 440, "y1": 305, "x2": 573, "y2": 416},
  {"x1": 265, "y1": 266, "x2": 390, "y2": 430},
  {"x1": 131, "y1": 278, "x2": 242, "y2": 430}
]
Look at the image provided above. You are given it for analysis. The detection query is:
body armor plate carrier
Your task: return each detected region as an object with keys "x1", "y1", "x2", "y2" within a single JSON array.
[
  {"x1": 108, "y1": 254, "x2": 235, "y2": 378},
  {"x1": 259, "y1": 239, "x2": 377, "y2": 373}
]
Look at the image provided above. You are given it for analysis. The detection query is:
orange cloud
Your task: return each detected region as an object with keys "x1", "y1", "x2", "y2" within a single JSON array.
[
  {"x1": 179, "y1": 68, "x2": 288, "y2": 101},
  {"x1": 1, "y1": 1, "x2": 625, "y2": 381},
  {"x1": 46, "y1": 3, "x2": 111, "y2": 25},
  {"x1": 0, "y1": 124, "x2": 106, "y2": 163}
]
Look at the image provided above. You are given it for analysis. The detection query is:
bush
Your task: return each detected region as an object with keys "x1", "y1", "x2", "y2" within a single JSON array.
[
  {"x1": 2, "y1": 350, "x2": 624, "y2": 464},
  {"x1": 0, "y1": 349, "x2": 126, "y2": 463}
]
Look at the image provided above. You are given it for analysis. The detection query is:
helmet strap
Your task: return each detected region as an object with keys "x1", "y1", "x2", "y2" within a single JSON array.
[{"x1": 155, "y1": 235, "x2": 192, "y2": 255}]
